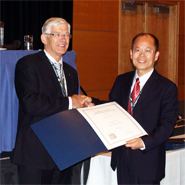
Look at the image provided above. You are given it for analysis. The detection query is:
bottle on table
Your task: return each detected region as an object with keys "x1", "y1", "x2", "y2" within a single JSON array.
[{"x1": 0, "y1": 21, "x2": 4, "y2": 48}]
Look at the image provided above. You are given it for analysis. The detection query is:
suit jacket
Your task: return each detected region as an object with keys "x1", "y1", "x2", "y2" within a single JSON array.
[
  {"x1": 110, "y1": 69, "x2": 179, "y2": 181},
  {"x1": 11, "y1": 51, "x2": 79, "y2": 170}
]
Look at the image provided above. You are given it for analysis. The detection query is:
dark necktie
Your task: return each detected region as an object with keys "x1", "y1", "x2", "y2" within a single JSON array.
[{"x1": 127, "y1": 78, "x2": 140, "y2": 115}]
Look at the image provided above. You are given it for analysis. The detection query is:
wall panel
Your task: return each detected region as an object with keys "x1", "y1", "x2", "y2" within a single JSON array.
[
  {"x1": 119, "y1": 4, "x2": 145, "y2": 74},
  {"x1": 178, "y1": 1, "x2": 185, "y2": 101},
  {"x1": 178, "y1": 85, "x2": 185, "y2": 101},
  {"x1": 73, "y1": 30, "x2": 118, "y2": 97},
  {"x1": 178, "y1": 35, "x2": 185, "y2": 85},
  {"x1": 119, "y1": 2, "x2": 178, "y2": 83},
  {"x1": 179, "y1": 1, "x2": 185, "y2": 35},
  {"x1": 73, "y1": 0, "x2": 119, "y2": 100},
  {"x1": 84, "y1": 90, "x2": 111, "y2": 101},
  {"x1": 73, "y1": 0, "x2": 118, "y2": 31},
  {"x1": 145, "y1": 4, "x2": 171, "y2": 80}
]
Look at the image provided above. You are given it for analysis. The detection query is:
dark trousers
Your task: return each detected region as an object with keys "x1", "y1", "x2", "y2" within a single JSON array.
[
  {"x1": 0, "y1": 152, "x2": 19, "y2": 185},
  {"x1": 0, "y1": 158, "x2": 19, "y2": 184},
  {"x1": 71, "y1": 158, "x2": 91, "y2": 185},
  {"x1": 18, "y1": 165, "x2": 72, "y2": 184},
  {"x1": 18, "y1": 158, "x2": 91, "y2": 185},
  {"x1": 117, "y1": 148, "x2": 160, "y2": 185}
]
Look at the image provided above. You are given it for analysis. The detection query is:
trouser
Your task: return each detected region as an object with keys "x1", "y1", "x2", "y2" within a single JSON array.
[
  {"x1": 117, "y1": 148, "x2": 160, "y2": 185},
  {"x1": 18, "y1": 158, "x2": 91, "y2": 185},
  {"x1": 0, "y1": 152, "x2": 19, "y2": 184},
  {"x1": 71, "y1": 158, "x2": 91, "y2": 185},
  {"x1": 18, "y1": 164, "x2": 72, "y2": 184}
]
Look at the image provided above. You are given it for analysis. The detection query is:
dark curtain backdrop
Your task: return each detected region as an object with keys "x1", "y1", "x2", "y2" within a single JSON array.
[{"x1": 0, "y1": 0, "x2": 73, "y2": 50}]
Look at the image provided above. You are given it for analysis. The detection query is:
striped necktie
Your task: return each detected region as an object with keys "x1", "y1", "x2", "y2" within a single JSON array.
[
  {"x1": 54, "y1": 62, "x2": 66, "y2": 96},
  {"x1": 127, "y1": 78, "x2": 140, "y2": 115}
]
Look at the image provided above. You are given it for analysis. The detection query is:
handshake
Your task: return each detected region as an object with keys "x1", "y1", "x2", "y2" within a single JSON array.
[{"x1": 71, "y1": 94, "x2": 94, "y2": 109}]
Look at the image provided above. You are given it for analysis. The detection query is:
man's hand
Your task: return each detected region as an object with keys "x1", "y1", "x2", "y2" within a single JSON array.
[
  {"x1": 125, "y1": 138, "x2": 144, "y2": 150},
  {"x1": 71, "y1": 94, "x2": 94, "y2": 108},
  {"x1": 81, "y1": 95, "x2": 95, "y2": 107}
]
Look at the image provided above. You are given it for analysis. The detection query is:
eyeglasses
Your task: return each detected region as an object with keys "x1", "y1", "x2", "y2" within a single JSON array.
[
  {"x1": 133, "y1": 48, "x2": 155, "y2": 55},
  {"x1": 45, "y1": 32, "x2": 72, "y2": 39}
]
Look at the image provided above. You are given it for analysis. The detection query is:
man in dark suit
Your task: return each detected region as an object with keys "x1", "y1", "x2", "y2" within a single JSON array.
[
  {"x1": 110, "y1": 33, "x2": 179, "y2": 184},
  {"x1": 11, "y1": 17, "x2": 92, "y2": 184}
]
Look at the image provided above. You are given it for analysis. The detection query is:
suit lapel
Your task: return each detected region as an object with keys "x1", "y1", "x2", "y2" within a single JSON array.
[
  {"x1": 63, "y1": 62, "x2": 73, "y2": 95},
  {"x1": 123, "y1": 72, "x2": 135, "y2": 109},
  {"x1": 38, "y1": 51, "x2": 64, "y2": 96},
  {"x1": 136, "y1": 70, "x2": 159, "y2": 105}
]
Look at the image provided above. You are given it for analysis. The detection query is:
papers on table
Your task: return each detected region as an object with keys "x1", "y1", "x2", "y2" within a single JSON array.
[{"x1": 77, "y1": 102, "x2": 147, "y2": 150}]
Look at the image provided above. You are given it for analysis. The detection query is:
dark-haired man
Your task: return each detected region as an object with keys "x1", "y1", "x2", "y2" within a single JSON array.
[{"x1": 110, "y1": 33, "x2": 179, "y2": 184}]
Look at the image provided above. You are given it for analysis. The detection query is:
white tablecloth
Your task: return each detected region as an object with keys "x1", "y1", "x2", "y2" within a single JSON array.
[
  {"x1": 161, "y1": 149, "x2": 185, "y2": 185},
  {"x1": 86, "y1": 152, "x2": 117, "y2": 185},
  {"x1": 86, "y1": 149, "x2": 185, "y2": 185}
]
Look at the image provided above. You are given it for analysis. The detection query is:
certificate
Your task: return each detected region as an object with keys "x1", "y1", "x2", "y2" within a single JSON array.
[
  {"x1": 77, "y1": 102, "x2": 147, "y2": 150},
  {"x1": 31, "y1": 101, "x2": 147, "y2": 171}
]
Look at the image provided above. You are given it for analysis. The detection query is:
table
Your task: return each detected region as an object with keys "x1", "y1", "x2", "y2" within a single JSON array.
[
  {"x1": 0, "y1": 50, "x2": 78, "y2": 153},
  {"x1": 86, "y1": 152, "x2": 117, "y2": 185},
  {"x1": 167, "y1": 134, "x2": 185, "y2": 142},
  {"x1": 86, "y1": 149, "x2": 185, "y2": 185},
  {"x1": 161, "y1": 149, "x2": 185, "y2": 185}
]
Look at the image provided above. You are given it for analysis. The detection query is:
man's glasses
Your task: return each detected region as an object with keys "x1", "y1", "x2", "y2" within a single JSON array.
[
  {"x1": 133, "y1": 48, "x2": 155, "y2": 55},
  {"x1": 45, "y1": 32, "x2": 72, "y2": 39}
]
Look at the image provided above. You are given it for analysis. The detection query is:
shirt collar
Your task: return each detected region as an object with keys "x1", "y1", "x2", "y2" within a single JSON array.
[
  {"x1": 134, "y1": 68, "x2": 154, "y2": 89},
  {"x1": 44, "y1": 49, "x2": 63, "y2": 65}
]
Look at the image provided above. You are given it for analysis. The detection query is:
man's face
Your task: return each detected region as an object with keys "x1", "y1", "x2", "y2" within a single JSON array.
[
  {"x1": 41, "y1": 23, "x2": 70, "y2": 61},
  {"x1": 130, "y1": 35, "x2": 160, "y2": 77}
]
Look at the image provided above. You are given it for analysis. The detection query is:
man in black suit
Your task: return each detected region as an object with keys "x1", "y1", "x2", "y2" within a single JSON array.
[
  {"x1": 110, "y1": 33, "x2": 179, "y2": 184},
  {"x1": 11, "y1": 17, "x2": 92, "y2": 184}
]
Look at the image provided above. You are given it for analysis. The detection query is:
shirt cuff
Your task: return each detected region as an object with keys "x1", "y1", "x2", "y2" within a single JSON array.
[
  {"x1": 68, "y1": 97, "x2": 72, "y2": 110},
  {"x1": 140, "y1": 139, "x2": 146, "y2": 150}
]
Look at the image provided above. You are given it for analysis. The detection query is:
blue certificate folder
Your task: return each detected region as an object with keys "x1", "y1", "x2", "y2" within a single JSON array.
[{"x1": 31, "y1": 109, "x2": 107, "y2": 171}]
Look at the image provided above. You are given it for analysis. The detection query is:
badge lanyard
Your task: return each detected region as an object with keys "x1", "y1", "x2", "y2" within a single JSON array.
[
  {"x1": 129, "y1": 88, "x2": 143, "y2": 115},
  {"x1": 50, "y1": 62, "x2": 67, "y2": 97}
]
